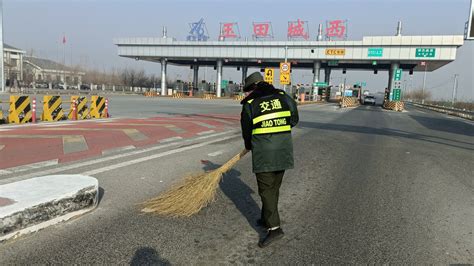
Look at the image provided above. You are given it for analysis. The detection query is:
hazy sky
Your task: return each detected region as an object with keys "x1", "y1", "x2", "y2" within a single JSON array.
[{"x1": 4, "y1": 0, "x2": 474, "y2": 100}]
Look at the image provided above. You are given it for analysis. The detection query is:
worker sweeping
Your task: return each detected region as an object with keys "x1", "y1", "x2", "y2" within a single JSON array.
[{"x1": 240, "y1": 72, "x2": 299, "y2": 248}]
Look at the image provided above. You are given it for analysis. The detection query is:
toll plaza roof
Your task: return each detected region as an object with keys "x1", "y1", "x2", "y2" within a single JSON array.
[{"x1": 114, "y1": 35, "x2": 464, "y2": 72}]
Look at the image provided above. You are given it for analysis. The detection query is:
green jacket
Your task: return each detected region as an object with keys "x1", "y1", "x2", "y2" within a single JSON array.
[{"x1": 240, "y1": 83, "x2": 299, "y2": 173}]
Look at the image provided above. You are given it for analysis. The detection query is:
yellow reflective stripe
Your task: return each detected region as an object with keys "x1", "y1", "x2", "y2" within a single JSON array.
[
  {"x1": 279, "y1": 91, "x2": 285, "y2": 95},
  {"x1": 252, "y1": 111, "x2": 291, "y2": 125},
  {"x1": 248, "y1": 99, "x2": 254, "y2": 103},
  {"x1": 252, "y1": 125, "x2": 291, "y2": 135}
]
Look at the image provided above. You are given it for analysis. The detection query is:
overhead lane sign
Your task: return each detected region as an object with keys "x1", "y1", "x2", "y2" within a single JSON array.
[
  {"x1": 325, "y1": 49, "x2": 345, "y2": 56},
  {"x1": 415, "y1": 48, "x2": 436, "y2": 58},
  {"x1": 368, "y1": 48, "x2": 383, "y2": 57}
]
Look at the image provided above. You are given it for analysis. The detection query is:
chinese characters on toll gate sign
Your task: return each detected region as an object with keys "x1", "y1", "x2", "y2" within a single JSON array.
[
  {"x1": 287, "y1": 19, "x2": 309, "y2": 40},
  {"x1": 219, "y1": 22, "x2": 240, "y2": 39}
]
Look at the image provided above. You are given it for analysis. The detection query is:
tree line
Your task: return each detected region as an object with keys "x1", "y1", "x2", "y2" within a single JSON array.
[{"x1": 83, "y1": 68, "x2": 161, "y2": 88}]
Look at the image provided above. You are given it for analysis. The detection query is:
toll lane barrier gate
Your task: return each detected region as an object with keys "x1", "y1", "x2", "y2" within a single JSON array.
[
  {"x1": 8, "y1": 95, "x2": 32, "y2": 124},
  {"x1": 90, "y1": 95, "x2": 109, "y2": 118},
  {"x1": 42, "y1": 95, "x2": 65, "y2": 122}
]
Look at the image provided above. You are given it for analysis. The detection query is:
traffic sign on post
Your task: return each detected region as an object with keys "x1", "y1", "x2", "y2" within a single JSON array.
[
  {"x1": 392, "y1": 89, "x2": 402, "y2": 101},
  {"x1": 394, "y1": 68, "x2": 402, "y2": 81},
  {"x1": 221, "y1": 80, "x2": 228, "y2": 89},
  {"x1": 280, "y1": 62, "x2": 291, "y2": 74},
  {"x1": 264, "y1": 68, "x2": 274, "y2": 84},
  {"x1": 280, "y1": 73, "x2": 291, "y2": 85},
  {"x1": 313, "y1": 82, "x2": 328, "y2": 87}
]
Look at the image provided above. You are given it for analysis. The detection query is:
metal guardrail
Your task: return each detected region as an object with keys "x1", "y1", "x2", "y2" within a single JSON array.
[{"x1": 408, "y1": 101, "x2": 473, "y2": 120}]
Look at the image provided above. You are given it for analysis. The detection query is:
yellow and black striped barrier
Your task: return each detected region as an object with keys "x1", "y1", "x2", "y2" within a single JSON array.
[
  {"x1": 68, "y1": 96, "x2": 89, "y2": 120},
  {"x1": 233, "y1": 95, "x2": 245, "y2": 101},
  {"x1": 202, "y1": 93, "x2": 217, "y2": 100},
  {"x1": 144, "y1": 92, "x2": 159, "y2": 97},
  {"x1": 90, "y1": 95, "x2": 108, "y2": 118},
  {"x1": 8, "y1": 95, "x2": 32, "y2": 124},
  {"x1": 0, "y1": 100, "x2": 4, "y2": 124},
  {"x1": 41, "y1": 95, "x2": 64, "y2": 122},
  {"x1": 173, "y1": 92, "x2": 185, "y2": 98}
]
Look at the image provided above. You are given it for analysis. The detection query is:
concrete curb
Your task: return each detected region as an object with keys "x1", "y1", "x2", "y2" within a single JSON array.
[
  {"x1": 0, "y1": 175, "x2": 99, "y2": 242},
  {"x1": 412, "y1": 103, "x2": 473, "y2": 121}
]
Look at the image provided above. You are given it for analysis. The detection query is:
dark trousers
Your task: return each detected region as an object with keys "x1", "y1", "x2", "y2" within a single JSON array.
[{"x1": 256, "y1": 170, "x2": 285, "y2": 228}]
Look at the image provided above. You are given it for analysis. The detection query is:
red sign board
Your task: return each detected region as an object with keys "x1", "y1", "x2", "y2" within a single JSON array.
[
  {"x1": 326, "y1": 20, "x2": 347, "y2": 40},
  {"x1": 219, "y1": 22, "x2": 240, "y2": 39},
  {"x1": 287, "y1": 19, "x2": 309, "y2": 40},
  {"x1": 253, "y1": 22, "x2": 272, "y2": 39}
]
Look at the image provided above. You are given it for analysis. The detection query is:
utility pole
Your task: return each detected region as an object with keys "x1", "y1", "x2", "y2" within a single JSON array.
[
  {"x1": 0, "y1": 0, "x2": 4, "y2": 93},
  {"x1": 421, "y1": 63, "x2": 428, "y2": 104},
  {"x1": 451, "y1": 74, "x2": 458, "y2": 106},
  {"x1": 283, "y1": 45, "x2": 288, "y2": 93}
]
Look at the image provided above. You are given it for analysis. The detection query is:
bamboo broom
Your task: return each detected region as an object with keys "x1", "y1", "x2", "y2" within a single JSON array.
[{"x1": 141, "y1": 149, "x2": 249, "y2": 217}]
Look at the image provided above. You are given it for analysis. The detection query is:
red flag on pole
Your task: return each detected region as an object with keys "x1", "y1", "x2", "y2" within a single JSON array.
[{"x1": 62, "y1": 35, "x2": 66, "y2": 44}]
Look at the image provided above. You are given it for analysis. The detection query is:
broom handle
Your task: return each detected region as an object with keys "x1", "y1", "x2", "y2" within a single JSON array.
[{"x1": 218, "y1": 149, "x2": 249, "y2": 173}]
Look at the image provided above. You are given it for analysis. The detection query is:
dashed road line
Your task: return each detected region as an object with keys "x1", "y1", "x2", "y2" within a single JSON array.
[
  {"x1": 193, "y1": 121, "x2": 216, "y2": 129},
  {"x1": 102, "y1": 145, "x2": 136, "y2": 155},
  {"x1": 197, "y1": 130, "x2": 216, "y2": 135},
  {"x1": 208, "y1": 150, "x2": 223, "y2": 157},
  {"x1": 81, "y1": 134, "x2": 238, "y2": 176},
  {"x1": 159, "y1": 136, "x2": 184, "y2": 143},
  {"x1": 0, "y1": 159, "x2": 59, "y2": 175},
  {"x1": 63, "y1": 135, "x2": 89, "y2": 154},
  {"x1": 0, "y1": 129, "x2": 239, "y2": 185}
]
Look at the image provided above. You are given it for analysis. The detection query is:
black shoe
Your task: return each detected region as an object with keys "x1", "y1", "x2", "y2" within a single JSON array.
[
  {"x1": 258, "y1": 228, "x2": 284, "y2": 248},
  {"x1": 256, "y1": 219, "x2": 267, "y2": 228}
]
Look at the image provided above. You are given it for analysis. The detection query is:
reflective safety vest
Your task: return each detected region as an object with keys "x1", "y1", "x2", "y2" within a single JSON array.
[{"x1": 248, "y1": 92, "x2": 292, "y2": 135}]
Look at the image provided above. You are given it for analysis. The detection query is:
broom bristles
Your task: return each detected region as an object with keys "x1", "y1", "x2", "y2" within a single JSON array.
[{"x1": 141, "y1": 149, "x2": 248, "y2": 217}]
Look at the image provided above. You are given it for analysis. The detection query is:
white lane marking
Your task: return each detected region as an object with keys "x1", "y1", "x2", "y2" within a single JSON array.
[
  {"x1": 159, "y1": 136, "x2": 183, "y2": 143},
  {"x1": 40, "y1": 123, "x2": 75, "y2": 127},
  {"x1": 197, "y1": 130, "x2": 216, "y2": 135},
  {"x1": 193, "y1": 121, "x2": 216, "y2": 129},
  {"x1": 101, "y1": 145, "x2": 136, "y2": 155},
  {"x1": 0, "y1": 144, "x2": 4, "y2": 151},
  {"x1": 81, "y1": 134, "x2": 239, "y2": 176},
  {"x1": 208, "y1": 151, "x2": 223, "y2": 157},
  {"x1": 0, "y1": 130, "x2": 239, "y2": 185},
  {"x1": 0, "y1": 159, "x2": 59, "y2": 175},
  {"x1": 0, "y1": 129, "x2": 11, "y2": 132}
]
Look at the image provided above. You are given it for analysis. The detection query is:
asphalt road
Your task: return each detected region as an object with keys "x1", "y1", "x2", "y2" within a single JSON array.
[{"x1": 0, "y1": 99, "x2": 473, "y2": 264}]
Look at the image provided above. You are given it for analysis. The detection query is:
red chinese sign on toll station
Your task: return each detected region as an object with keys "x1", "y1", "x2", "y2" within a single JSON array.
[
  {"x1": 253, "y1": 22, "x2": 273, "y2": 40},
  {"x1": 288, "y1": 19, "x2": 309, "y2": 40},
  {"x1": 326, "y1": 20, "x2": 347, "y2": 40},
  {"x1": 219, "y1": 22, "x2": 240, "y2": 39}
]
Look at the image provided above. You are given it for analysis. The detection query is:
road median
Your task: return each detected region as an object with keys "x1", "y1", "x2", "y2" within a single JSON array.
[{"x1": 0, "y1": 175, "x2": 98, "y2": 242}]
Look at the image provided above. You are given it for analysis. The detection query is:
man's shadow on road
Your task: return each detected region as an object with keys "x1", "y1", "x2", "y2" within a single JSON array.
[{"x1": 201, "y1": 160, "x2": 266, "y2": 237}]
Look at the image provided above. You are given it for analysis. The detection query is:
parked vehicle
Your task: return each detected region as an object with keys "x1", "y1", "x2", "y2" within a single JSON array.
[{"x1": 80, "y1": 84, "x2": 91, "y2": 90}]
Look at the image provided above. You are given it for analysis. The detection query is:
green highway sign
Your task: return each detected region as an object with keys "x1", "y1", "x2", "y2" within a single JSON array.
[
  {"x1": 415, "y1": 48, "x2": 436, "y2": 58},
  {"x1": 313, "y1": 82, "x2": 328, "y2": 87},
  {"x1": 328, "y1": 60, "x2": 339, "y2": 66},
  {"x1": 394, "y1": 68, "x2": 402, "y2": 81},
  {"x1": 392, "y1": 89, "x2": 402, "y2": 101},
  {"x1": 221, "y1": 79, "x2": 229, "y2": 88},
  {"x1": 368, "y1": 47, "x2": 383, "y2": 57},
  {"x1": 355, "y1": 82, "x2": 367, "y2": 87}
]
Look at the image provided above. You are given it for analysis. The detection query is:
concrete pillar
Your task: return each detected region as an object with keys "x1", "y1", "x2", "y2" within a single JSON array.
[
  {"x1": 388, "y1": 62, "x2": 400, "y2": 101},
  {"x1": 112, "y1": 85, "x2": 116, "y2": 92},
  {"x1": 241, "y1": 66, "x2": 248, "y2": 84},
  {"x1": 313, "y1": 61, "x2": 321, "y2": 99},
  {"x1": 193, "y1": 65, "x2": 199, "y2": 89},
  {"x1": 161, "y1": 58, "x2": 167, "y2": 96},
  {"x1": 216, "y1": 60, "x2": 223, "y2": 98},
  {"x1": 324, "y1": 68, "x2": 331, "y2": 83}
]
